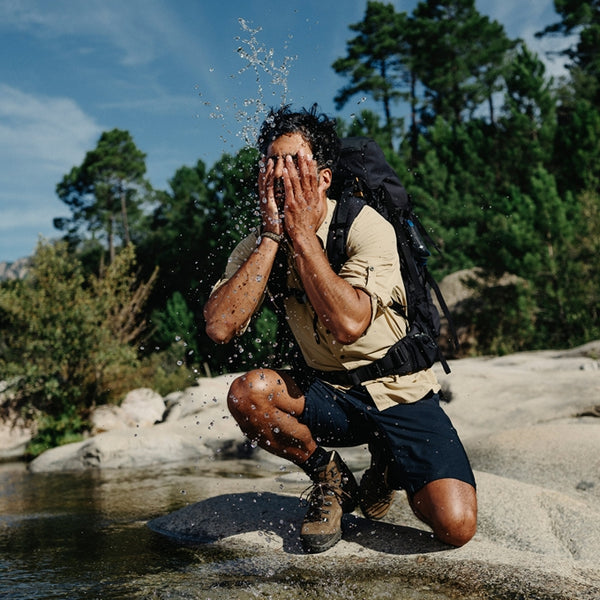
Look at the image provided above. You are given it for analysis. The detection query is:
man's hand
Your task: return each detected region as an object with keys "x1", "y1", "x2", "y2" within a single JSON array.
[
  {"x1": 258, "y1": 156, "x2": 284, "y2": 236},
  {"x1": 281, "y1": 150, "x2": 325, "y2": 245}
]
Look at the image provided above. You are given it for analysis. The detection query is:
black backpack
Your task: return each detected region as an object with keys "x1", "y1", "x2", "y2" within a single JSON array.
[{"x1": 322, "y1": 137, "x2": 457, "y2": 386}]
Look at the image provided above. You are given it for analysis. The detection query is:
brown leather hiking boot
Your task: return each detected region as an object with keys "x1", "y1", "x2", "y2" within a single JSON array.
[
  {"x1": 300, "y1": 451, "x2": 358, "y2": 553},
  {"x1": 359, "y1": 449, "x2": 396, "y2": 520}
]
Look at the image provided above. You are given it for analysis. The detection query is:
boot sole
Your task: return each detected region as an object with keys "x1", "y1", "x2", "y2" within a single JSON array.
[{"x1": 301, "y1": 528, "x2": 342, "y2": 553}]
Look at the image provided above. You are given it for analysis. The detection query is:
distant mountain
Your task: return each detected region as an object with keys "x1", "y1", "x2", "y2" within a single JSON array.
[{"x1": 0, "y1": 257, "x2": 30, "y2": 281}]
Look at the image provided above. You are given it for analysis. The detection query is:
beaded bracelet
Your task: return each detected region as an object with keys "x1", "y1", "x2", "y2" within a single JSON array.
[{"x1": 261, "y1": 231, "x2": 284, "y2": 244}]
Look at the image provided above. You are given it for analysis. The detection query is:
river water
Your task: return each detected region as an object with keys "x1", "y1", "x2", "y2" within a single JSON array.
[{"x1": 0, "y1": 460, "x2": 459, "y2": 600}]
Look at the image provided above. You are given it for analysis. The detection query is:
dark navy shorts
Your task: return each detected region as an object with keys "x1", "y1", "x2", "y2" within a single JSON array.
[{"x1": 298, "y1": 378, "x2": 476, "y2": 496}]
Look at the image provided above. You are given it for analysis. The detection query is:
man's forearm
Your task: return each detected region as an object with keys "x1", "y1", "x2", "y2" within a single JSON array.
[
  {"x1": 292, "y1": 234, "x2": 371, "y2": 345},
  {"x1": 204, "y1": 236, "x2": 280, "y2": 344}
]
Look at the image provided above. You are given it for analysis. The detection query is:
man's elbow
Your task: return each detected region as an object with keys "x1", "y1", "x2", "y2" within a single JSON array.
[
  {"x1": 205, "y1": 321, "x2": 234, "y2": 345},
  {"x1": 331, "y1": 316, "x2": 368, "y2": 345}
]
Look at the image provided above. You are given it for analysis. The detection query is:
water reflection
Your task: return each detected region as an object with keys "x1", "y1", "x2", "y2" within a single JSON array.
[{"x1": 0, "y1": 462, "x2": 201, "y2": 599}]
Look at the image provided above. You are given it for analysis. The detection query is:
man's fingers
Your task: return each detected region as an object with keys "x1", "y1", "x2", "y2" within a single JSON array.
[{"x1": 284, "y1": 154, "x2": 304, "y2": 202}]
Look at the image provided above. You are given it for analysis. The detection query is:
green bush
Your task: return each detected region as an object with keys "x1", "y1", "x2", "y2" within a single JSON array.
[{"x1": 0, "y1": 240, "x2": 156, "y2": 455}]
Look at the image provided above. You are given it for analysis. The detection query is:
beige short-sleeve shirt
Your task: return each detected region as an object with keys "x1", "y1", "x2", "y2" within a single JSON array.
[{"x1": 213, "y1": 198, "x2": 440, "y2": 409}]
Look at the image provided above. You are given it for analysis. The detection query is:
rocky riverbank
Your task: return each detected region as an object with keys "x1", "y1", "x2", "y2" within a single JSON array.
[{"x1": 11, "y1": 341, "x2": 600, "y2": 598}]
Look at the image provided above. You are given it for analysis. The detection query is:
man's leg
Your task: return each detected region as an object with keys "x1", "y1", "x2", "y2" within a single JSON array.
[
  {"x1": 226, "y1": 367, "x2": 316, "y2": 464},
  {"x1": 409, "y1": 478, "x2": 477, "y2": 547},
  {"x1": 227, "y1": 368, "x2": 359, "y2": 553}
]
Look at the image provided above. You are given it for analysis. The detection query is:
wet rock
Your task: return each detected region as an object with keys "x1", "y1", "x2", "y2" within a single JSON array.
[{"x1": 148, "y1": 469, "x2": 600, "y2": 600}]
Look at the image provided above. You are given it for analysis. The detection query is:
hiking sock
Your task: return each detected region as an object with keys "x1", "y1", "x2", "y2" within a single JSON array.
[{"x1": 300, "y1": 446, "x2": 331, "y2": 480}]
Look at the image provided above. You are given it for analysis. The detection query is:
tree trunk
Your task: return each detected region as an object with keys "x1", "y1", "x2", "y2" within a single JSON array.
[
  {"x1": 109, "y1": 214, "x2": 115, "y2": 264},
  {"x1": 120, "y1": 186, "x2": 131, "y2": 246}
]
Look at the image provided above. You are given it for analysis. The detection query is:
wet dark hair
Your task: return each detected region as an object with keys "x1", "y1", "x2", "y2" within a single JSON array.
[{"x1": 257, "y1": 104, "x2": 340, "y2": 171}]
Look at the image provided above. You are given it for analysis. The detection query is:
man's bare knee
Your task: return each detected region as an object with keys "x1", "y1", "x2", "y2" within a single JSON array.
[
  {"x1": 227, "y1": 369, "x2": 280, "y2": 417},
  {"x1": 411, "y1": 479, "x2": 477, "y2": 548},
  {"x1": 433, "y1": 504, "x2": 477, "y2": 547}
]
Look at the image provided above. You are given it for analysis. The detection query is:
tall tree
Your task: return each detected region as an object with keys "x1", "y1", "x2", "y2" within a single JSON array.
[
  {"x1": 537, "y1": 2, "x2": 600, "y2": 197},
  {"x1": 55, "y1": 129, "x2": 151, "y2": 264},
  {"x1": 139, "y1": 160, "x2": 211, "y2": 307},
  {"x1": 332, "y1": 1, "x2": 410, "y2": 142},
  {"x1": 537, "y1": 0, "x2": 600, "y2": 106},
  {"x1": 496, "y1": 44, "x2": 557, "y2": 189},
  {"x1": 408, "y1": 0, "x2": 515, "y2": 125}
]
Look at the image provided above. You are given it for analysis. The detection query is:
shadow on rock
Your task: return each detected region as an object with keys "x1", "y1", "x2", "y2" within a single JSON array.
[
  {"x1": 341, "y1": 513, "x2": 448, "y2": 554},
  {"x1": 148, "y1": 491, "x2": 445, "y2": 556}
]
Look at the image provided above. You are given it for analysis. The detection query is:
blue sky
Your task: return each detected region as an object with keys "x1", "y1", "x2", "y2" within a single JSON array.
[{"x1": 0, "y1": 0, "x2": 571, "y2": 263}]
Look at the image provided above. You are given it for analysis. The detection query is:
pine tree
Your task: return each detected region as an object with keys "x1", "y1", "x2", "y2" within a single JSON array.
[
  {"x1": 408, "y1": 0, "x2": 516, "y2": 125},
  {"x1": 332, "y1": 1, "x2": 410, "y2": 142},
  {"x1": 55, "y1": 129, "x2": 151, "y2": 265}
]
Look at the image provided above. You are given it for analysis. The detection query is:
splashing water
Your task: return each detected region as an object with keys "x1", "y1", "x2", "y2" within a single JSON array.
[{"x1": 200, "y1": 18, "x2": 296, "y2": 149}]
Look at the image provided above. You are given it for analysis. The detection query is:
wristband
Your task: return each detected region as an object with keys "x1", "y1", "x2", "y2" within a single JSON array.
[{"x1": 261, "y1": 231, "x2": 284, "y2": 244}]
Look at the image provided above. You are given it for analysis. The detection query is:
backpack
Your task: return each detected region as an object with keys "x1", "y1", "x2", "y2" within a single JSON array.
[
  {"x1": 323, "y1": 137, "x2": 457, "y2": 385},
  {"x1": 268, "y1": 137, "x2": 458, "y2": 386}
]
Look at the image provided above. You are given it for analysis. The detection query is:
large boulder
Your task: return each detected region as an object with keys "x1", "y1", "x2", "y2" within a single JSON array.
[
  {"x1": 23, "y1": 341, "x2": 600, "y2": 598},
  {"x1": 29, "y1": 416, "x2": 214, "y2": 472},
  {"x1": 28, "y1": 376, "x2": 250, "y2": 472}
]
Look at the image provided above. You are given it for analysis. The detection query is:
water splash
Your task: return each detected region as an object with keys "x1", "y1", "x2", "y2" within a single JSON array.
[
  {"x1": 200, "y1": 18, "x2": 297, "y2": 149},
  {"x1": 235, "y1": 18, "x2": 296, "y2": 145}
]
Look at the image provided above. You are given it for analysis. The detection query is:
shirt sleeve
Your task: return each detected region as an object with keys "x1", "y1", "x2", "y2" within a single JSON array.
[
  {"x1": 336, "y1": 206, "x2": 405, "y2": 322},
  {"x1": 211, "y1": 232, "x2": 260, "y2": 292}
]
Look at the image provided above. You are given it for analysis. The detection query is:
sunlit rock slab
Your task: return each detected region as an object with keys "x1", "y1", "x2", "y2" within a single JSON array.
[{"x1": 148, "y1": 470, "x2": 600, "y2": 600}]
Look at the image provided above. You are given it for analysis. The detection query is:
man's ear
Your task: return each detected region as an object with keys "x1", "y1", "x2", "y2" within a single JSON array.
[{"x1": 319, "y1": 167, "x2": 333, "y2": 191}]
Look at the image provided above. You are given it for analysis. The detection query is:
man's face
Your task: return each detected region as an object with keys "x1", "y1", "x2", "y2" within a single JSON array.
[{"x1": 266, "y1": 132, "x2": 313, "y2": 209}]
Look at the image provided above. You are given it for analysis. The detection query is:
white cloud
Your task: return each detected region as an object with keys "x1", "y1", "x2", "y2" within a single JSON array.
[
  {"x1": 0, "y1": 0, "x2": 229, "y2": 104},
  {"x1": 0, "y1": 85, "x2": 102, "y2": 260},
  {"x1": 0, "y1": 0, "x2": 214, "y2": 68},
  {"x1": 0, "y1": 0, "x2": 166, "y2": 66},
  {"x1": 0, "y1": 198, "x2": 60, "y2": 231},
  {"x1": 0, "y1": 84, "x2": 102, "y2": 174}
]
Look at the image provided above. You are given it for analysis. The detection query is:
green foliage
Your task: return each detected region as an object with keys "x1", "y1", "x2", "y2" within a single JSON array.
[
  {"x1": 332, "y1": 1, "x2": 409, "y2": 138},
  {"x1": 150, "y1": 291, "x2": 199, "y2": 366},
  {"x1": 0, "y1": 241, "x2": 156, "y2": 452},
  {"x1": 328, "y1": 1, "x2": 599, "y2": 353},
  {"x1": 538, "y1": 1, "x2": 600, "y2": 106},
  {"x1": 128, "y1": 349, "x2": 199, "y2": 398},
  {"x1": 408, "y1": 0, "x2": 516, "y2": 125},
  {"x1": 26, "y1": 406, "x2": 88, "y2": 458},
  {"x1": 22, "y1": 0, "x2": 597, "y2": 399}
]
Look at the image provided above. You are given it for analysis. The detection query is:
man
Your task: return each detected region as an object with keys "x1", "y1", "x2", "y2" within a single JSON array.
[{"x1": 204, "y1": 105, "x2": 477, "y2": 554}]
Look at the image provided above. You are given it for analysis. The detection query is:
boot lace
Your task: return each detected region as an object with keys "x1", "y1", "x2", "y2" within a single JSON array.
[{"x1": 301, "y1": 481, "x2": 351, "y2": 523}]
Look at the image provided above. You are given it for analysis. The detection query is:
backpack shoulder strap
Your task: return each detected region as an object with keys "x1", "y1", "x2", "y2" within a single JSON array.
[{"x1": 326, "y1": 190, "x2": 367, "y2": 274}]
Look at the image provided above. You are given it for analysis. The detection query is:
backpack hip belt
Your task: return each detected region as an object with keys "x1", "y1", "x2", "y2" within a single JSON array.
[{"x1": 310, "y1": 329, "x2": 443, "y2": 388}]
